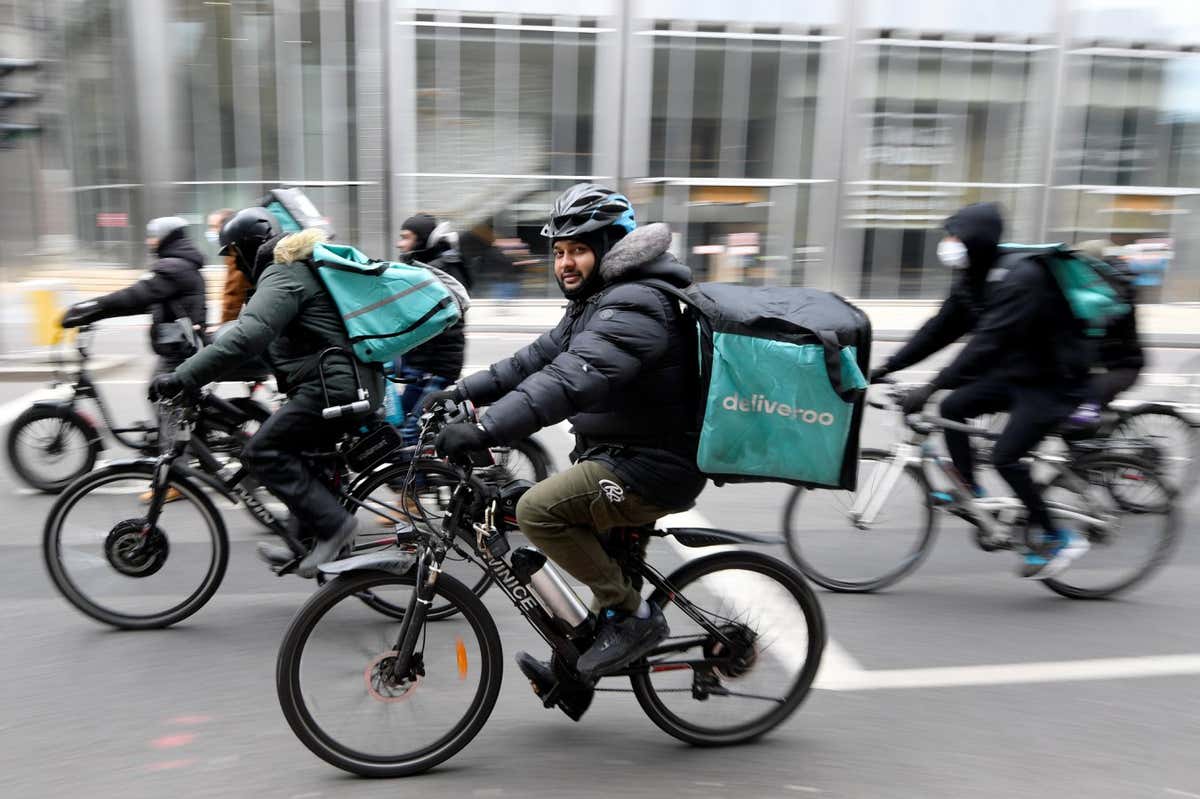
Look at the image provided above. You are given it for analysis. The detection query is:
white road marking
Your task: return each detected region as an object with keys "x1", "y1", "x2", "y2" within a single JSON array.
[{"x1": 1166, "y1": 789, "x2": 1200, "y2": 799}]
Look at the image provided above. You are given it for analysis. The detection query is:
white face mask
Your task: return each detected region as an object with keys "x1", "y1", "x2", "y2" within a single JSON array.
[
  {"x1": 937, "y1": 239, "x2": 968, "y2": 269},
  {"x1": 205, "y1": 230, "x2": 220, "y2": 245}
]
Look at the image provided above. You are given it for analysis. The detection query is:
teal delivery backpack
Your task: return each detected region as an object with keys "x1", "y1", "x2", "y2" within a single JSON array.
[
  {"x1": 997, "y1": 243, "x2": 1132, "y2": 338},
  {"x1": 643, "y1": 280, "x2": 871, "y2": 490},
  {"x1": 309, "y1": 242, "x2": 467, "y2": 364}
]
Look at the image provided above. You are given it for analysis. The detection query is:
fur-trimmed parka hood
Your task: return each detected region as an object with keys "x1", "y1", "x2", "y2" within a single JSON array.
[{"x1": 596, "y1": 222, "x2": 692, "y2": 290}]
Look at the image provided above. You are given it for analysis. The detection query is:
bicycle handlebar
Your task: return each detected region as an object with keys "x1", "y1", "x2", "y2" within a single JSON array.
[{"x1": 905, "y1": 413, "x2": 1001, "y2": 440}]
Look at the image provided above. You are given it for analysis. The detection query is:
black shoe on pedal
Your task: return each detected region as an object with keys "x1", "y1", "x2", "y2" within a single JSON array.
[
  {"x1": 576, "y1": 603, "x2": 669, "y2": 680},
  {"x1": 255, "y1": 542, "x2": 294, "y2": 567},
  {"x1": 515, "y1": 651, "x2": 593, "y2": 722},
  {"x1": 297, "y1": 517, "x2": 359, "y2": 578}
]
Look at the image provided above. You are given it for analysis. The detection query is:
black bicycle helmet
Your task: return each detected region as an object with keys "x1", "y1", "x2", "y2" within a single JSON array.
[
  {"x1": 218, "y1": 207, "x2": 280, "y2": 258},
  {"x1": 541, "y1": 183, "x2": 636, "y2": 239}
]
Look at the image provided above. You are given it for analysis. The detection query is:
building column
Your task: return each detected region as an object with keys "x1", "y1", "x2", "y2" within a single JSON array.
[{"x1": 126, "y1": 0, "x2": 178, "y2": 261}]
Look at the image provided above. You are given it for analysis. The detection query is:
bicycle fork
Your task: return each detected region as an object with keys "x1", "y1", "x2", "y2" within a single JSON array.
[{"x1": 390, "y1": 549, "x2": 441, "y2": 682}]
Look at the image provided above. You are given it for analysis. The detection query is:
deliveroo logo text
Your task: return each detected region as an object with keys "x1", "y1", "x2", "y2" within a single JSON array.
[{"x1": 721, "y1": 393, "x2": 836, "y2": 426}]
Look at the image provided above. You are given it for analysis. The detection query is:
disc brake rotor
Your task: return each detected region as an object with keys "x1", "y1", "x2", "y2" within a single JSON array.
[
  {"x1": 364, "y1": 651, "x2": 423, "y2": 703},
  {"x1": 104, "y1": 518, "x2": 170, "y2": 577}
]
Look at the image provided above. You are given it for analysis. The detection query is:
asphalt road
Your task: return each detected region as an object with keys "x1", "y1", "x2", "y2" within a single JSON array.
[{"x1": 1, "y1": 330, "x2": 1199, "y2": 799}]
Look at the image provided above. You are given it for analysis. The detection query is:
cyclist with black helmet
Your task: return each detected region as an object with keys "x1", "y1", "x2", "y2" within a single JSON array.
[
  {"x1": 61, "y1": 216, "x2": 208, "y2": 374},
  {"x1": 149, "y1": 208, "x2": 383, "y2": 577},
  {"x1": 431, "y1": 184, "x2": 704, "y2": 701}
]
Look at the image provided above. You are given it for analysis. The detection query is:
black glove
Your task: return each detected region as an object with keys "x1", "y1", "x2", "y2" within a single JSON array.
[
  {"x1": 148, "y1": 373, "x2": 185, "y2": 402},
  {"x1": 60, "y1": 301, "x2": 102, "y2": 329},
  {"x1": 868, "y1": 366, "x2": 891, "y2": 384},
  {"x1": 899, "y1": 383, "x2": 936, "y2": 415},
  {"x1": 435, "y1": 421, "x2": 491, "y2": 459},
  {"x1": 418, "y1": 385, "x2": 463, "y2": 414}
]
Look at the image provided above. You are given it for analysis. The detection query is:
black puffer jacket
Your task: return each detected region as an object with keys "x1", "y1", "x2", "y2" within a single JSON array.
[
  {"x1": 93, "y1": 230, "x2": 208, "y2": 367},
  {"x1": 399, "y1": 244, "x2": 467, "y2": 381},
  {"x1": 883, "y1": 203, "x2": 1000, "y2": 375},
  {"x1": 176, "y1": 229, "x2": 382, "y2": 407},
  {"x1": 461, "y1": 223, "x2": 705, "y2": 508}
]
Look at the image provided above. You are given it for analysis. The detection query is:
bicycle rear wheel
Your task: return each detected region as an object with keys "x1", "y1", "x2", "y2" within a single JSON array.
[
  {"x1": 348, "y1": 460, "x2": 493, "y2": 620},
  {"x1": 632, "y1": 551, "x2": 824, "y2": 746},
  {"x1": 1111, "y1": 406, "x2": 1199, "y2": 497},
  {"x1": 276, "y1": 568, "x2": 503, "y2": 777},
  {"x1": 1041, "y1": 455, "x2": 1178, "y2": 599},
  {"x1": 43, "y1": 462, "x2": 229, "y2": 628},
  {"x1": 783, "y1": 448, "x2": 936, "y2": 592}
]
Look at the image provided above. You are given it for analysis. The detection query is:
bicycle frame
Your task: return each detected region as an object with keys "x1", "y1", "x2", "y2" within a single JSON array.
[
  {"x1": 850, "y1": 417, "x2": 1114, "y2": 550},
  {"x1": 380, "y1": 458, "x2": 747, "y2": 690}
]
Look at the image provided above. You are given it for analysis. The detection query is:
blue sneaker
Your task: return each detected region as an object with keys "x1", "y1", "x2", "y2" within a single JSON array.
[
  {"x1": 1018, "y1": 551, "x2": 1049, "y2": 578},
  {"x1": 1019, "y1": 529, "x2": 1090, "y2": 580}
]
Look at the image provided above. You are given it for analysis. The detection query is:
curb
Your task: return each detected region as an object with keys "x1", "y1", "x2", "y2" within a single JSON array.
[{"x1": 0, "y1": 354, "x2": 139, "y2": 381}]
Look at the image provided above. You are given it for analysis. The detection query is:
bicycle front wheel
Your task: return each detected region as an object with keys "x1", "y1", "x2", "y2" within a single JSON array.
[
  {"x1": 1041, "y1": 455, "x2": 1178, "y2": 600},
  {"x1": 276, "y1": 568, "x2": 503, "y2": 777},
  {"x1": 632, "y1": 551, "x2": 824, "y2": 746},
  {"x1": 42, "y1": 462, "x2": 229, "y2": 629},
  {"x1": 783, "y1": 448, "x2": 936, "y2": 592}
]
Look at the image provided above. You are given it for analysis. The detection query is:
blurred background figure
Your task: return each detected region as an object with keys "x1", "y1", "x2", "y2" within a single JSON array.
[
  {"x1": 460, "y1": 219, "x2": 520, "y2": 300},
  {"x1": 1067, "y1": 240, "x2": 1145, "y2": 426},
  {"x1": 389, "y1": 212, "x2": 468, "y2": 445},
  {"x1": 208, "y1": 207, "x2": 248, "y2": 326}
]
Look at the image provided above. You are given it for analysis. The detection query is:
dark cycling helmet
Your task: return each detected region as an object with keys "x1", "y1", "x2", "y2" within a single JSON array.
[
  {"x1": 541, "y1": 183, "x2": 636, "y2": 239},
  {"x1": 218, "y1": 207, "x2": 280, "y2": 258}
]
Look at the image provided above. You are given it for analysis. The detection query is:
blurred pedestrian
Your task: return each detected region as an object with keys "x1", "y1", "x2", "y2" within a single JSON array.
[{"x1": 461, "y1": 219, "x2": 520, "y2": 300}]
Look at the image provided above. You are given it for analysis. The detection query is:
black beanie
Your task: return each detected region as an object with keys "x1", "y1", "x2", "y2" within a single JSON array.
[{"x1": 401, "y1": 213, "x2": 438, "y2": 251}]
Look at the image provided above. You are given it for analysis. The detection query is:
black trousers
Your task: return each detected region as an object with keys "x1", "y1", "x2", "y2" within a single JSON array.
[
  {"x1": 1088, "y1": 367, "x2": 1140, "y2": 407},
  {"x1": 940, "y1": 379, "x2": 1081, "y2": 533},
  {"x1": 241, "y1": 387, "x2": 355, "y2": 541}
]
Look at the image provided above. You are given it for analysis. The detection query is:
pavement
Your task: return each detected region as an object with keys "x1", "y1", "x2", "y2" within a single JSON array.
[{"x1": 0, "y1": 334, "x2": 1198, "y2": 798}]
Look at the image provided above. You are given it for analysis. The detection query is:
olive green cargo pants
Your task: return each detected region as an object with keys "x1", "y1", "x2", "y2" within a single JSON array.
[{"x1": 516, "y1": 460, "x2": 672, "y2": 614}]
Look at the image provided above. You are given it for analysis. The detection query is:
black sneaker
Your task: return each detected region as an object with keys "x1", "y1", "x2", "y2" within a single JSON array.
[
  {"x1": 255, "y1": 542, "x2": 294, "y2": 567},
  {"x1": 514, "y1": 651, "x2": 593, "y2": 722},
  {"x1": 575, "y1": 604, "x2": 669, "y2": 680},
  {"x1": 297, "y1": 517, "x2": 360, "y2": 578}
]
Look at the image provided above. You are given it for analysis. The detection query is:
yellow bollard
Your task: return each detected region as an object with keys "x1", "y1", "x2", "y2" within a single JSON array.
[{"x1": 23, "y1": 279, "x2": 70, "y2": 347}]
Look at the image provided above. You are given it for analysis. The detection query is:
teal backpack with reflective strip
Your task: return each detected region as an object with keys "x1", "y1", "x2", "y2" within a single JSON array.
[
  {"x1": 641, "y1": 280, "x2": 871, "y2": 490},
  {"x1": 309, "y1": 242, "x2": 463, "y2": 364},
  {"x1": 998, "y1": 243, "x2": 1131, "y2": 338}
]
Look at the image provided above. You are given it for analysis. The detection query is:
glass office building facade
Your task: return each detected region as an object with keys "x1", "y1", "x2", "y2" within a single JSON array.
[{"x1": 20, "y1": 0, "x2": 1200, "y2": 299}]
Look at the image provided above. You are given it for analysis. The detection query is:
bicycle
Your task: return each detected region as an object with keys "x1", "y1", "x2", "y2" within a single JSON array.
[
  {"x1": 782, "y1": 382, "x2": 1178, "y2": 599},
  {"x1": 6, "y1": 325, "x2": 270, "y2": 493},
  {"x1": 40, "y1": 348, "x2": 492, "y2": 629},
  {"x1": 275, "y1": 398, "x2": 827, "y2": 778}
]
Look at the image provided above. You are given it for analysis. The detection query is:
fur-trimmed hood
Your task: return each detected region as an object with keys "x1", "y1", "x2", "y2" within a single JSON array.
[
  {"x1": 597, "y1": 222, "x2": 691, "y2": 288},
  {"x1": 274, "y1": 228, "x2": 330, "y2": 265}
]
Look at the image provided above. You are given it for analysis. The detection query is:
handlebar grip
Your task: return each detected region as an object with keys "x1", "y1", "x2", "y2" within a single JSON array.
[{"x1": 322, "y1": 399, "x2": 371, "y2": 420}]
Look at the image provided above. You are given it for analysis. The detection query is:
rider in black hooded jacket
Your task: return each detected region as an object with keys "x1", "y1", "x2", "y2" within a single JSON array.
[
  {"x1": 879, "y1": 203, "x2": 1092, "y2": 581},
  {"x1": 61, "y1": 217, "x2": 208, "y2": 372}
]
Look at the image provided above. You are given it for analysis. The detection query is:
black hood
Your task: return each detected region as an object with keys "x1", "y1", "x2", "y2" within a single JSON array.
[
  {"x1": 249, "y1": 233, "x2": 287, "y2": 284},
  {"x1": 944, "y1": 203, "x2": 1004, "y2": 278},
  {"x1": 156, "y1": 230, "x2": 204, "y2": 268}
]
